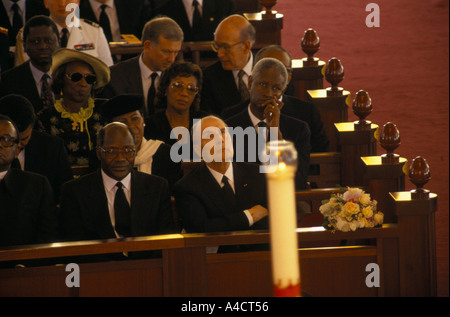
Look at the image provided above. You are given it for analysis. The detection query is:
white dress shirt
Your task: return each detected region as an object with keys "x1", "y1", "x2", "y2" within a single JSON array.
[
  {"x1": 182, "y1": 0, "x2": 203, "y2": 27},
  {"x1": 2, "y1": 0, "x2": 25, "y2": 26},
  {"x1": 232, "y1": 54, "x2": 253, "y2": 89},
  {"x1": 139, "y1": 53, "x2": 162, "y2": 106},
  {"x1": 101, "y1": 170, "x2": 132, "y2": 238},
  {"x1": 88, "y1": 0, "x2": 121, "y2": 42}
]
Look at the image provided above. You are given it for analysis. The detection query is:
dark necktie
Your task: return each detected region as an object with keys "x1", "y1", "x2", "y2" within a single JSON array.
[
  {"x1": 114, "y1": 182, "x2": 131, "y2": 237},
  {"x1": 238, "y1": 70, "x2": 250, "y2": 101},
  {"x1": 40, "y1": 74, "x2": 54, "y2": 111},
  {"x1": 10, "y1": 2, "x2": 23, "y2": 44},
  {"x1": 99, "y1": 4, "x2": 112, "y2": 43},
  {"x1": 146, "y1": 72, "x2": 158, "y2": 117},
  {"x1": 192, "y1": 0, "x2": 202, "y2": 40},
  {"x1": 11, "y1": 157, "x2": 22, "y2": 170},
  {"x1": 221, "y1": 175, "x2": 236, "y2": 205},
  {"x1": 60, "y1": 28, "x2": 69, "y2": 48}
]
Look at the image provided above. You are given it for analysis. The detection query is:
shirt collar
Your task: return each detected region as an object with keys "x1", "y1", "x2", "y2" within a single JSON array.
[
  {"x1": 0, "y1": 170, "x2": 7, "y2": 180},
  {"x1": 28, "y1": 61, "x2": 51, "y2": 85},
  {"x1": 4, "y1": 0, "x2": 25, "y2": 12},
  {"x1": 247, "y1": 104, "x2": 266, "y2": 128},
  {"x1": 233, "y1": 53, "x2": 253, "y2": 79},
  {"x1": 206, "y1": 163, "x2": 234, "y2": 188},
  {"x1": 89, "y1": 0, "x2": 115, "y2": 11},
  {"x1": 101, "y1": 169, "x2": 132, "y2": 192},
  {"x1": 139, "y1": 53, "x2": 161, "y2": 78}
]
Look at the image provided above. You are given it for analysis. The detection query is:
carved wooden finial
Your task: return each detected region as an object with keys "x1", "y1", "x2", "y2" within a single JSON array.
[
  {"x1": 379, "y1": 122, "x2": 400, "y2": 164},
  {"x1": 325, "y1": 57, "x2": 344, "y2": 96},
  {"x1": 301, "y1": 28, "x2": 320, "y2": 66},
  {"x1": 353, "y1": 90, "x2": 372, "y2": 130},
  {"x1": 409, "y1": 156, "x2": 431, "y2": 199},
  {"x1": 261, "y1": 0, "x2": 277, "y2": 18}
]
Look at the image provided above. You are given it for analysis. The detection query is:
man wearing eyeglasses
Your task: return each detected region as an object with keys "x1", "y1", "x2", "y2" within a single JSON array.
[
  {"x1": 0, "y1": 15, "x2": 59, "y2": 115},
  {"x1": 101, "y1": 16, "x2": 184, "y2": 119},
  {"x1": 0, "y1": 114, "x2": 58, "y2": 249},
  {"x1": 200, "y1": 14, "x2": 255, "y2": 115},
  {"x1": 59, "y1": 122, "x2": 177, "y2": 245}
]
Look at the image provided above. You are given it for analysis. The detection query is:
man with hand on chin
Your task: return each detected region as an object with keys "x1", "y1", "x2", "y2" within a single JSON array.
[
  {"x1": 59, "y1": 122, "x2": 176, "y2": 243},
  {"x1": 226, "y1": 57, "x2": 311, "y2": 190}
]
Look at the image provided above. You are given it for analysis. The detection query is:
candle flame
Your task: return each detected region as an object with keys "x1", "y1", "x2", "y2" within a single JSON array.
[{"x1": 279, "y1": 162, "x2": 286, "y2": 170}]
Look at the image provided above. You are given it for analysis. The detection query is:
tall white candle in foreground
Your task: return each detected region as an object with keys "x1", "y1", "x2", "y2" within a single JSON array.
[{"x1": 264, "y1": 140, "x2": 300, "y2": 297}]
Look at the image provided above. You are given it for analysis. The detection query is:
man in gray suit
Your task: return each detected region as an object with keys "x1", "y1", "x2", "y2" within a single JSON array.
[{"x1": 101, "y1": 16, "x2": 183, "y2": 118}]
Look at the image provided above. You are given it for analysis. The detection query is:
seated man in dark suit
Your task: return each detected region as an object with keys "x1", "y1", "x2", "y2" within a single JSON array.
[
  {"x1": 0, "y1": 114, "x2": 57, "y2": 248},
  {"x1": 59, "y1": 122, "x2": 177, "y2": 243},
  {"x1": 221, "y1": 45, "x2": 330, "y2": 153},
  {"x1": 225, "y1": 57, "x2": 311, "y2": 190},
  {"x1": 200, "y1": 14, "x2": 255, "y2": 115},
  {"x1": 0, "y1": 94, "x2": 73, "y2": 202},
  {"x1": 100, "y1": 94, "x2": 182, "y2": 193},
  {"x1": 0, "y1": 15, "x2": 59, "y2": 115},
  {"x1": 152, "y1": 0, "x2": 236, "y2": 42},
  {"x1": 173, "y1": 115, "x2": 269, "y2": 236}
]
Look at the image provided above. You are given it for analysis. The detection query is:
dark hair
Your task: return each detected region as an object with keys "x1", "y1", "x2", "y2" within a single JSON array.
[
  {"x1": 23, "y1": 15, "x2": 59, "y2": 43},
  {"x1": 155, "y1": 61, "x2": 203, "y2": 111},
  {"x1": 96, "y1": 122, "x2": 136, "y2": 148},
  {"x1": 255, "y1": 45, "x2": 292, "y2": 68},
  {"x1": 0, "y1": 94, "x2": 36, "y2": 132},
  {"x1": 141, "y1": 16, "x2": 184, "y2": 44},
  {"x1": 0, "y1": 114, "x2": 20, "y2": 140},
  {"x1": 51, "y1": 61, "x2": 96, "y2": 96}
]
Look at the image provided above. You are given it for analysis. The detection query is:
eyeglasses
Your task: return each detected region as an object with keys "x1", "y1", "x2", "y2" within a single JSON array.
[
  {"x1": 170, "y1": 81, "x2": 199, "y2": 94},
  {"x1": 65, "y1": 72, "x2": 97, "y2": 85},
  {"x1": 98, "y1": 146, "x2": 136, "y2": 158},
  {"x1": 0, "y1": 135, "x2": 19, "y2": 147},
  {"x1": 211, "y1": 41, "x2": 244, "y2": 53}
]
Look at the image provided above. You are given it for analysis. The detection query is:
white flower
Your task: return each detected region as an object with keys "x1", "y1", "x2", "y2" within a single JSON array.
[
  {"x1": 343, "y1": 187, "x2": 364, "y2": 202},
  {"x1": 373, "y1": 212, "x2": 384, "y2": 225},
  {"x1": 359, "y1": 193, "x2": 371, "y2": 205}
]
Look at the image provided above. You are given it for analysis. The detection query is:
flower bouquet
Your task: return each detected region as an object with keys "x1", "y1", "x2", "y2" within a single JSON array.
[{"x1": 319, "y1": 187, "x2": 384, "y2": 232}]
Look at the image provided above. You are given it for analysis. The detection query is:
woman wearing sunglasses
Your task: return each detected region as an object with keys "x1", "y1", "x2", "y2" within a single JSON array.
[
  {"x1": 37, "y1": 48, "x2": 110, "y2": 171},
  {"x1": 144, "y1": 62, "x2": 209, "y2": 159}
]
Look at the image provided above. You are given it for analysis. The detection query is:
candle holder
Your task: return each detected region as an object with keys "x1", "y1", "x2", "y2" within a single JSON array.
[
  {"x1": 264, "y1": 140, "x2": 300, "y2": 297},
  {"x1": 409, "y1": 156, "x2": 431, "y2": 199}
]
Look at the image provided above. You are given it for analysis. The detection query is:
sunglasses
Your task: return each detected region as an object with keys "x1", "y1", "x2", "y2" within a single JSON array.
[
  {"x1": 170, "y1": 81, "x2": 199, "y2": 94},
  {"x1": 65, "y1": 72, "x2": 97, "y2": 85}
]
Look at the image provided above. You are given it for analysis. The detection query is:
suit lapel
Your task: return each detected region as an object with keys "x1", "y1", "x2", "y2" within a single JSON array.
[{"x1": 198, "y1": 165, "x2": 232, "y2": 214}]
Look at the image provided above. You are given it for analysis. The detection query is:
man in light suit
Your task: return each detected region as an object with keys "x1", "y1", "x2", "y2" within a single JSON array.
[
  {"x1": 0, "y1": 114, "x2": 57, "y2": 248},
  {"x1": 101, "y1": 16, "x2": 183, "y2": 118},
  {"x1": 0, "y1": 15, "x2": 59, "y2": 114},
  {"x1": 15, "y1": 0, "x2": 114, "y2": 66},
  {"x1": 173, "y1": 115, "x2": 269, "y2": 235},
  {"x1": 200, "y1": 14, "x2": 255, "y2": 115},
  {"x1": 152, "y1": 0, "x2": 235, "y2": 42},
  {"x1": 59, "y1": 122, "x2": 177, "y2": 243}
]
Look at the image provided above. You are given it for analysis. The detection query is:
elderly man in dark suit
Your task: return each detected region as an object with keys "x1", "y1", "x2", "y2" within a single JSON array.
[
  {"x1": 0, "y1": 114, "x2": 57, "y2": 248},
  {"x1": 0, "y1": 94, "x2": 73, "y2": 202},
  {"x1": 152, "y1": 0, "x2": 236, "y2": 42},
  {"x1": 173, "y1": 115, "x2": 269, "y2": 235},
  {"x1": 101, "y1": 16, "x2": 184, "y2": 118},
  {"x1": 221, "y1": 45, "x2": 329, "y2": 153},
  {"x1": 59, "y1": 122, "x2": 177, "y2": 242},
  {"x1": 0, "y1": 15, "x2": 59, "y2": 115},
  {"x1": 225, "y1": 57, "x2": 311, "y2": 190},
  {"x1": 200, "y1": 14, "x2": 255, "y2": 115}
]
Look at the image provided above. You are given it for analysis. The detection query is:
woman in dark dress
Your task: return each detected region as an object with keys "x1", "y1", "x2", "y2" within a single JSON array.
[
  {"x1": 144, "y1": 62, "x2": 209, "y2": 154},
  {"x1": 37, "y1": 48, "x2": 110, "y2": 171}
]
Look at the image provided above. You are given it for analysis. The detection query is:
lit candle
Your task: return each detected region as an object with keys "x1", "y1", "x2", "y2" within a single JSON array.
[{"x1": 264, "y1": 140, "x2": 301, "y2": 297}]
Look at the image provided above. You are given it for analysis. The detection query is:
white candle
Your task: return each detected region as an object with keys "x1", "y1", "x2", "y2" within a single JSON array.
[{"x1": 265, "y1": 141, "x2": 301, "y2": 297}]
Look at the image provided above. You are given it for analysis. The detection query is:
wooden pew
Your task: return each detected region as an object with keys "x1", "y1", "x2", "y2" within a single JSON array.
[{"x1": 0, "y1": 179, "x2": 437, "y2": 297}]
